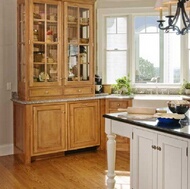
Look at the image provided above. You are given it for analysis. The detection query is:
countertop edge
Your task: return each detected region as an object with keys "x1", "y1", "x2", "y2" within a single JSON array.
[
  {"x1": 11, "y1": 94, "x2": 134, "y2": 105},
  {"x1": 103, "y1": 114, "x2": 190, "y2": 140}
]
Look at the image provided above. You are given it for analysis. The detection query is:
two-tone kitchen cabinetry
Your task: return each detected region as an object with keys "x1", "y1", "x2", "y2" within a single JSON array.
[
  {"x1": 132, "y1": 127, "x2": 188, "y2": 189},
  {"x1": 17, "y1": 0, "x2": 95, "y2": 100},
  {"x1": 105, "y1": 98, "x2": 132, "y2": 151},
  {"x1": 13, "y1": 99, "x2": 100, "y2": 164}
]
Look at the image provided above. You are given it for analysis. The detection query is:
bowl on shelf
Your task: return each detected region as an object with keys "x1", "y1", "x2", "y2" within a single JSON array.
[{"x1": 167, "y1": 100, "x2": 190, "y2": 114}]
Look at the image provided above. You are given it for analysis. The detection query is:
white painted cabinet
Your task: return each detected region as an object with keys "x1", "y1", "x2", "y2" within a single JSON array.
[{"x1": 132, "y1": 128, "x2": 188, "y2": 189}]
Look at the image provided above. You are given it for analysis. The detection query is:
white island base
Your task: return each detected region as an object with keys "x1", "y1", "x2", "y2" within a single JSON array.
[{"x1": 105, "y1": 117, "x2": 189, "y2": 189}]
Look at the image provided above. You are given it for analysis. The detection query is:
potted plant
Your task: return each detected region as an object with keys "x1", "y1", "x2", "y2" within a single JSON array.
[
  {"x1": 112, "y1": 75, "x2": 132, "y2": 95},
  {"x1": 180, "y1": 80, "x2": 190, "y2": 95}
]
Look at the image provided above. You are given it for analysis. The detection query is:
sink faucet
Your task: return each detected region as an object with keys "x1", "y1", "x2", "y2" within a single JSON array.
[{"x1": 151, "y1": 76, "x2": 160, "y2": 94}]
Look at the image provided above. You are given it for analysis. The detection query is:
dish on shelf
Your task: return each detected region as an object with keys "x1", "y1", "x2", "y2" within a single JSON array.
[
  {"x1": 39, "y1": 72, "x2": 50, "y2": 82},
  {"x1": 80, "y1": 18, "x2": 89, "y2": 24},
  {"x1": 80, "y1": 38, "x2": 89, "y2": 43},
  {"x1": 68, "y1": 15, "x2": 77, "y2": 22}
]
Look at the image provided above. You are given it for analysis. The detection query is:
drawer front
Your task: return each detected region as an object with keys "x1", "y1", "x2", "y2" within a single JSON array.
[
  {"x1": 29, "y1": 88, "x2": 62, "y2": 97},
  {"x1": 109, "y1": 101, "x2": 129, "y2": 109},
  {"x1": 64, "y1": 87, "x2": 93, "y2": 95}
]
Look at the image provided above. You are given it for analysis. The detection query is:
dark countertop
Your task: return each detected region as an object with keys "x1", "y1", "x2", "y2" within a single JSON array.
[{"x1": 103, "y1": 111, "x2": 190, "y2": 139}]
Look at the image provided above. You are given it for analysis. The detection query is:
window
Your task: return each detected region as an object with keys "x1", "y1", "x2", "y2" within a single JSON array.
[
  {"x1": 135, "y1": 16, "x2": 181, "y2": 84},
  {"x1": 97, "y1": 8, "x2": 188, "y2": 87},
  {"x1": 105, "y1": 16, "x2": 128, "y2": 84}
]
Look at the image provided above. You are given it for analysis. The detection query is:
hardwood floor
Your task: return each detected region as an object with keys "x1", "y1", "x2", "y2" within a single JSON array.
[{"x1": 0, "y1": 149, "x2": 130, "y2": 189}]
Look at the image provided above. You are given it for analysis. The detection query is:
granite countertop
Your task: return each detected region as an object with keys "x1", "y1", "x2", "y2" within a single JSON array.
[
  {"x1": 11, "y1": 92, "x2": 190, "y2": 105},
  {"x1": 103, "y1": 111, "x2": 190, "y2": 139},
  {"x1": 11, "y1": 93, "x2": 134, "y2": 105}
]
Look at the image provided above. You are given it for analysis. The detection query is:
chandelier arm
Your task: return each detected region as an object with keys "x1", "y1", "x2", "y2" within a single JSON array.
[
  {"x1": 170, "y1": 5, "x2": 180, "y2": 26},
  {"x1": 181, "y1": 2, "x2": 189, "y2": 27}
]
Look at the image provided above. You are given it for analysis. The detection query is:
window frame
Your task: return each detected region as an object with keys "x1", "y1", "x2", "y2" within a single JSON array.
[{"x1": 97, "y1": 7, "x2": 189, "y2": 89}]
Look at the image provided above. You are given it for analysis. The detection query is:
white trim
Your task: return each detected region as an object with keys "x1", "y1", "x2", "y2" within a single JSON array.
[{"x1": 0, "y1": 144, "x2": 13, "y2": 156}]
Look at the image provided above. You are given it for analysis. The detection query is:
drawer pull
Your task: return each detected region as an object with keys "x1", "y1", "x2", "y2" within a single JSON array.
[
  {"x1": 117, "y1": 103, "x2": 120, "y2": 106},
  {"x1": 78, "y1": 89, "x2": 81, "y2": 92},
  {"x1": 45, "y1": 91, "x2": 49, "y2": 94}
]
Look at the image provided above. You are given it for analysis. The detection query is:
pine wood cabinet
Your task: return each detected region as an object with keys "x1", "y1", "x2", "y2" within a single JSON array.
[
  {"x1": 105, "y1": 98, "x2": 132, "y2": 151},
  {"x1": 17, "y1": 0, "x2": 95, "y2": 100},
  {"x1": 13, "y1": 99, "x2": 100, "y2": 163},
  {"x1": 68, "y1": 100, "x2": 100, "y2": 150},
  {"x1": 132, "y1": 127, "x2": 188, "y2": 189},
  {"x1": 32, "y1": 104, "x2": 67, "y2": 156}
]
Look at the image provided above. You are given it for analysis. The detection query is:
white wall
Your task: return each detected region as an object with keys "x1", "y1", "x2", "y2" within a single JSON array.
[
  {"x1": 0, "y1": 0, "x2": 17, "y2": 156},
  {"x1": 97, "y1": 0, "x2": 155, "y2": 8}
]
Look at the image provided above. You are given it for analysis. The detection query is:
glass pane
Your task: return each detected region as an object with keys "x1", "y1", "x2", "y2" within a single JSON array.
[
  {"x1": 34, "y1": 21, "x2": 45, "y2": 42},
  {"x1": 18, "y1": 3, "x2": 26, "y2": 83},
  {"x1": 47, "y1": 4, "x2": 57, "y2": 21},
  {"x1": 106, "y1": 51, "x2": 127, "y2": 84},
  {"x1": 136, "y1": 33, "x2": 159, "y2": 83},
  {"x1": 47, "y1": 22, "x2": 57, "y2": 42},
  {"x1": 68, "y1": 45, "x2": 78, "y2": 81},
  {"x1": 47, "y1": 64, "x2": 58, "y2": 82},
  {"x1": 47, "y1": 45, "x2": 58, "y2": 82},
  {"x1": 117, "y1": 17, "x2": 127, "y2": 33},
  {"x1": 135, "y1": 16, "x2": 146, "y2": 33},
  {"x1": 163, "y1": 33, "x2": 180, "y2": 83},
  {"x1": 80, "y1": 45, "x2": 89, "y2": 81},
  {"x1": 33, "y1": 44, "x2": 45, "y2": 82},
  {"x1": 134, "y1": 16, "x2": 181, "y2": 84},
  {"x1": 33, "y1": 4, "x2": 45, "y2": 43},
  {"x1": 68, "y1": 6, "x2": 78, "y2": 43},
  {"x1": 106, "y1": 17, "x2": 116, "y2": 34},
  {"x1": 107, "y1": 34, "x2": 127, "y2": 50}
]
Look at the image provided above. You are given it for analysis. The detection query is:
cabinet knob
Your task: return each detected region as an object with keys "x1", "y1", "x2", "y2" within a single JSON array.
[
  {"x1": 117, "y1": 103, "x2": 120, "y2": 106},
  {"x1": 151, "y1": 145, "x2": 157, "y2": 150},
  {"x1": 45, "y1": 91, "x2": 49, "y2": 94},
  {"x1": 78, "y1": 89, "x2": 81, "y2": 92},
  {"x1": 157, "y1": 146, "x2": 161, "y2": 151}
]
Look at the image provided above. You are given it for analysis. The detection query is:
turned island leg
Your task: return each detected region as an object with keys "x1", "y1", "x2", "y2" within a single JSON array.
[{"x1": 107, "y1": 133, "x2": 116, "y2": 189}]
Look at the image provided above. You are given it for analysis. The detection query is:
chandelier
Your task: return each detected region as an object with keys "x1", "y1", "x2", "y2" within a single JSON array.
[{"x1": 155, "y1": 0, "x2": 190, "y2": 35}]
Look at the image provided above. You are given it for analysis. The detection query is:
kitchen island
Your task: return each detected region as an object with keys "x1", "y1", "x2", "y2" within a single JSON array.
[{"x1": 103, "y1": 111, "x2": 190, "y2": 189}]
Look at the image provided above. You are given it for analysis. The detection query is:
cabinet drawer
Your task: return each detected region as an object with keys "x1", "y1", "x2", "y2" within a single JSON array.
[
  {"x1": 109, "y1": 101, "x2": 129, "y2": 109},
  {"x1": 64, "y1": 87, "x2": 93, "y2": 95},
  {"x1": 29, "y1": 88, "x2": 62, "y2": 97}
]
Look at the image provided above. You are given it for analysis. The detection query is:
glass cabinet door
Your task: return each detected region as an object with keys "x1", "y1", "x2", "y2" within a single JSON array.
[
  {"x1": 67, "y1": 5, "x2": 91, "y2": 82},
  {"x1": 32, "y1": 2, "x2": 60, "y2": 84},
  {"x1": 18, "y1": 2, "x2": 26, "y2": 83}
]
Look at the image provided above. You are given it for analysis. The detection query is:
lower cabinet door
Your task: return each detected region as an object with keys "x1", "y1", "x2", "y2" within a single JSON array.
[
  {"x1": 68, "y1": 100, "x2": 100, "y2": 150},
  {"x1": 32, "y1": 104, "x2": 67, "y2": 155},
  {"x1": 132, "y1": 128, "x2": 157, "y2": 189},
  {"x1": 157, "y1": 135, "x2": 188, "y2": 189},
  {"x1": 132, "y1": 128, "x2": 188, "y2": 189}
]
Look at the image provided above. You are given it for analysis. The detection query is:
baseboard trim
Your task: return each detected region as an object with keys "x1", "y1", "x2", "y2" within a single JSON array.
[{"x1": 0, "y1": 144, "x2": 13, "y2": 156}]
